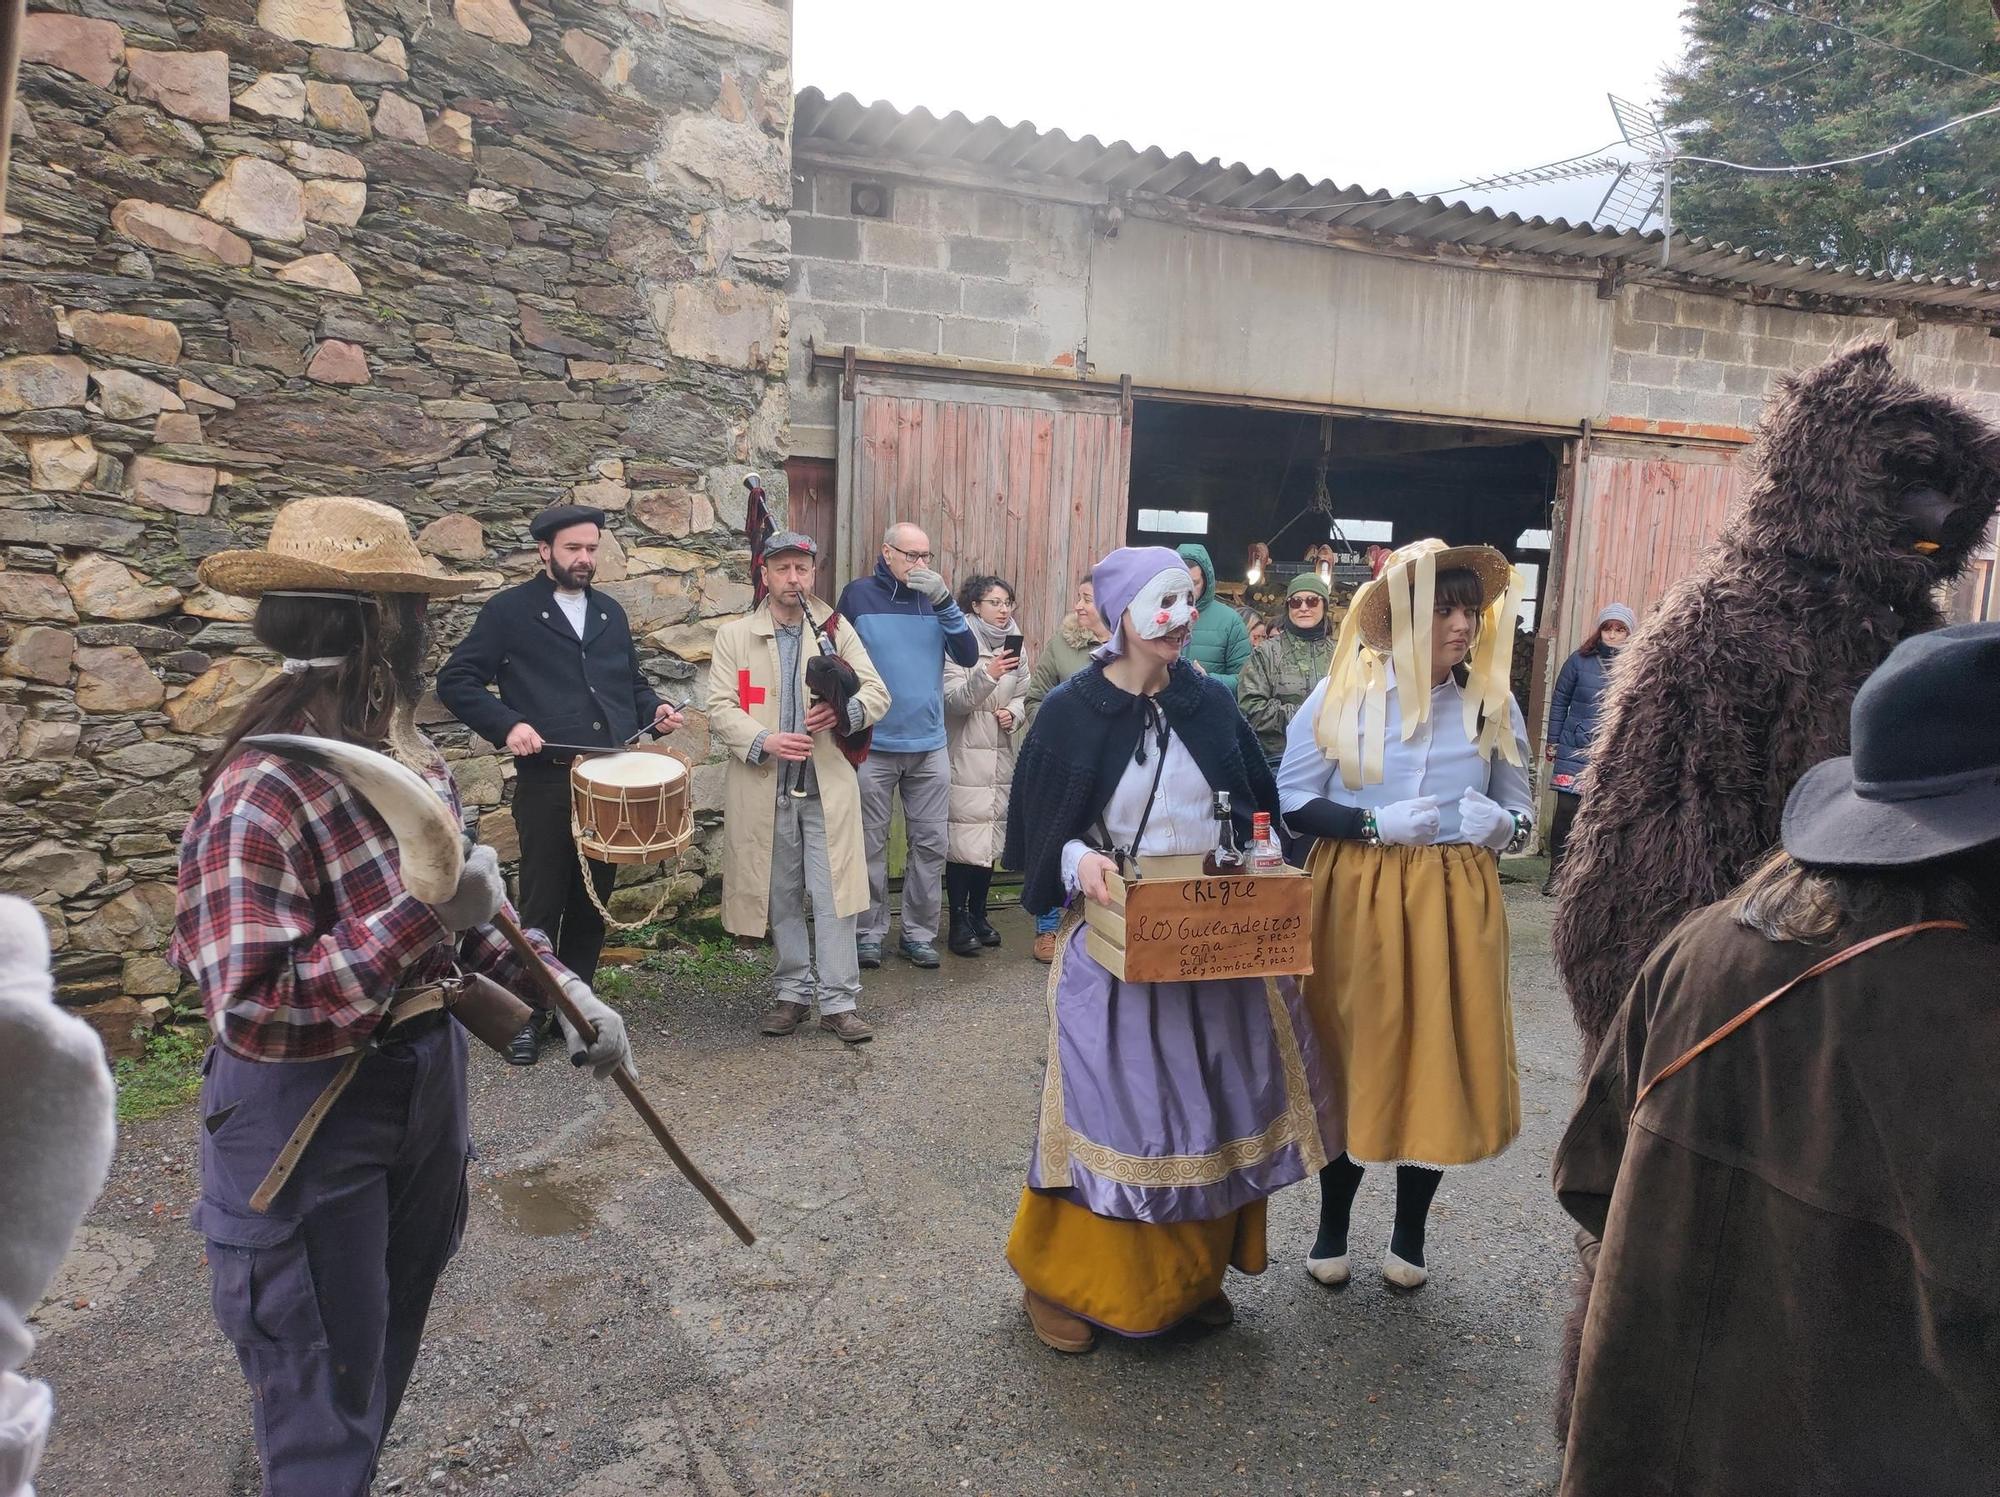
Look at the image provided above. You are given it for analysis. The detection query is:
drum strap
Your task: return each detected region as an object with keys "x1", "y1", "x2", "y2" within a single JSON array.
[
  {"x1": 247, "y1": 983, "x2": 449, "y2": 1213},
  {"x1": 571, "y1": 829, "x2": 680, "y2": 931}
]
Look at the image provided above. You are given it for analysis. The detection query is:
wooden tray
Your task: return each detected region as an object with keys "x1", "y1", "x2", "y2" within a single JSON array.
[{"x1": 1082, "y1": 853, "x2": 1313, "y2": 983}]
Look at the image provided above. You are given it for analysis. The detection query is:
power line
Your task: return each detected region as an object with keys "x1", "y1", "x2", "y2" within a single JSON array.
[
  {"x1": 1676, "y1": 99, "x2": 2000, "y2": 172},
  {"x1": 1778, "y1": 4, "x2": 2000, "y2": 85}
]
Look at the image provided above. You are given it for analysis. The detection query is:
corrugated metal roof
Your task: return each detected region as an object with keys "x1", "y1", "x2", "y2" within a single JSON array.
[{"x1": 794, "y1": 87, "x2": 2000, "y2": 316}]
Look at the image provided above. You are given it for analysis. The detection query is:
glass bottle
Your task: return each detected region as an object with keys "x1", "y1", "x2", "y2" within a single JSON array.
[
  {"x1": 1250, "y1": 811, "x2": 1284, "y2": 871},
  {"x1": 1203, "y1": 791, "x2": 1246, "y2": 875}
]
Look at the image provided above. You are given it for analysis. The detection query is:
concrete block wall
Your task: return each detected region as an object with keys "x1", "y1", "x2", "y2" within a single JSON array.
[
  {"x1": 787, "y1": 166, "x2": 1090, "y2": 455},
  {"x1": 1605, "y1": 286, "x2": 2000, "y2": 435}
]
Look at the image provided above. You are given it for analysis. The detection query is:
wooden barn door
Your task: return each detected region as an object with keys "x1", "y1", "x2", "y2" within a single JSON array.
[
  {"x1": 1556, "y1": 443, "x2": 1746, "y2": 656},
  {"x1": 836, "y1": 373, "x2": 1131, "y2": 653}
]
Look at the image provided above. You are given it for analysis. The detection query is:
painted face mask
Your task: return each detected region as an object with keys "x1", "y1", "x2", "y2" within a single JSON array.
[{"x1": 1127, "y1": 566, "x2": 1199, "y2": 640}]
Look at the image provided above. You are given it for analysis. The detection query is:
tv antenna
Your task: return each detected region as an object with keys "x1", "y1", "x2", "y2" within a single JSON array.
[{"x1": 1597, "y1": 94, "x2": 1675, "y2": 264}]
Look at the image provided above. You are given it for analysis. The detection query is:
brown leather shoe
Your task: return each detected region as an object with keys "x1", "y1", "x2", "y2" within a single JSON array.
[
  {"x1": 759, "y1": 1000, "x2": 808, "y2": 1036},
  {"x1": 819, "y1": 1010, "x2": 874, "y2": 1044},
  {"x1": 1032, "y1": 931, "x2": 1057, "y2": 964},
  {"x1": 1189, "y1": 1292, "x2": 1234, "y2": 1329},
  {"x1": 1023, "y1": 1289, "x2": 1096, "y2": 1353}
]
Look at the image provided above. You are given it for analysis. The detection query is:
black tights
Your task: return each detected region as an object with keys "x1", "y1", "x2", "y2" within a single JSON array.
[
  {"x1": 1313, "y1": 1155, "x2": 1444, "y2": 1267},
  {"x1": 945, "y1": 861, "x2": 992, "y2": 920}
]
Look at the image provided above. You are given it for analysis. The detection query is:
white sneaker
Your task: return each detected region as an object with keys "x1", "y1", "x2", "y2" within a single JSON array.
[
  {"x1": 1305, "y1": 1250, "x2": 1351, "y2": 1286},
  {"x1": 1381, "y1": 1249, "x2": 1428, "y2": 1290}
]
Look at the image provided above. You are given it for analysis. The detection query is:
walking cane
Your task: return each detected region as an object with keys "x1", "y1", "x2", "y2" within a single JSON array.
[{"x1": 245, "y1": 734, "x2": 756, "y2": 1246}]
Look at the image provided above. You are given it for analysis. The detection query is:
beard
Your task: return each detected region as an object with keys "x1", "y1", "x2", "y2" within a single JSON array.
[{"x1": 550, "y1": 558, "x2": 594, "y2": 589}]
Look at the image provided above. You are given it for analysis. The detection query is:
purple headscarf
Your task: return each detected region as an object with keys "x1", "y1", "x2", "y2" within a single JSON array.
[{"x1": 1091, "y1": 545, "x2": 1194, "y2": 661}]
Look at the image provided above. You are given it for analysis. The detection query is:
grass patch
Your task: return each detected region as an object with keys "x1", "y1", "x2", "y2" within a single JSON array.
[{"x1": 114, "y1": 1023, "x2": 207, "y2": 1123}]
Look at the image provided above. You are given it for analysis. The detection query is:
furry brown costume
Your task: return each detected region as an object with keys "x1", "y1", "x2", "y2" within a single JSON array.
[{"x1": 1549, "y1": 341, "x2": 2000, "y2": 1437}]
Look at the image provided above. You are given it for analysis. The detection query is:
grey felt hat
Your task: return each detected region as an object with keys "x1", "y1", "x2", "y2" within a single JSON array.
[{"x1": 1782, "y1": 623, "x2": 2000, "y2": 868}]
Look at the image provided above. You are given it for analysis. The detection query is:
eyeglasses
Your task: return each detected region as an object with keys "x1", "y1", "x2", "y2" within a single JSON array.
[
  {"x1": 1287, "y1": 596, "x2": 1325, "y2": 609},
  {"x1": 887, "y1": 543, "x2": 935, "y2": 563}
]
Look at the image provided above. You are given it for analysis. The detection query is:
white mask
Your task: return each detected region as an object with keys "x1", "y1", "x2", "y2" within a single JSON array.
[{"x1": 1126, "y1": 566, "x2": 1199, "y2": 641}]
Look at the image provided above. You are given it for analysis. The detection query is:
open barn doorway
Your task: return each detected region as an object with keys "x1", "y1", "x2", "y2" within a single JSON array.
[{"x1": 1125, "y1": 398, "x2": 1561, "y2": 704}]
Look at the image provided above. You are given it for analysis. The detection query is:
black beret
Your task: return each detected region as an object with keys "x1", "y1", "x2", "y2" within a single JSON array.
[{"x1": 530, "y1": 503, "x2": 607, "y2": 542}]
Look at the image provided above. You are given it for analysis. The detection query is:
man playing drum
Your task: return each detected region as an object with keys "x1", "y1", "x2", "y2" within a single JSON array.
[
  {"x1": 438, "y1": 503, "x2": 682, "y2": 1064},
  {"x1": 708, "y1": 531, "x2": 891, "y2": 1042}
]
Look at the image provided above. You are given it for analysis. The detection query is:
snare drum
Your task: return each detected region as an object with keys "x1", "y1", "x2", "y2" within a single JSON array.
[{"x1": 569, "y1": 745, "x2": 693, "y2": 865}]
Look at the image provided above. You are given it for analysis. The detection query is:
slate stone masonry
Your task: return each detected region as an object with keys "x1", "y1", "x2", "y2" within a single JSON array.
[{"x1": 0, "y1": 0, "x2": 793, "y2": 1024}]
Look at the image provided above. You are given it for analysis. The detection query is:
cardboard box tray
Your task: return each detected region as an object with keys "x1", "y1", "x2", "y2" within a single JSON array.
[{"x1": 1082, "y1": 854, "x2": 1313, "y2": 984}]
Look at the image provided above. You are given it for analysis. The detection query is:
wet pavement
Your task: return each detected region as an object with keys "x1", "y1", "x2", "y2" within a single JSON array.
[{"x1": 30, "y1": 870, "x2": 1581, "y2": 1496}]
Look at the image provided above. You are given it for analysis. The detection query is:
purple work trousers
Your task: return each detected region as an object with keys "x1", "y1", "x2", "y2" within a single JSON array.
[{"x1": 191, "y1": 1015, "x2": 471, "y2": 1497}]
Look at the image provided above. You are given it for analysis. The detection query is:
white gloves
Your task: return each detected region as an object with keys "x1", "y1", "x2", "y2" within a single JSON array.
[
  {"x1": 1373, "y1": 795, "x2": 1441, "y2": 846},
  {"x1": 556, "y1": 976, "x2": 632, "y2": 1081},
  {"x1": 906, "y1": 566, "x2": 952, "y2": 606},
  {"x1": 1459, "y1": 788, "x2": 1518, "y2": 851},
  {"x1": 431, "y1": 844, "x2": 505, "y2": 932}
]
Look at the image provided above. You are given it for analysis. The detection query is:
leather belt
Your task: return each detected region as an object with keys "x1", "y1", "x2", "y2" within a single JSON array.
[{"x1": 248, "y1": 983, "x2": 451, "y2": 1213}]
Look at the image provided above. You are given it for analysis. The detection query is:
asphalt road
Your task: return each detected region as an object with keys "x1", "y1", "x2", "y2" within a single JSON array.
[{"x1": 30, "y1": 867, "x2": 1581, "y2": 1496}]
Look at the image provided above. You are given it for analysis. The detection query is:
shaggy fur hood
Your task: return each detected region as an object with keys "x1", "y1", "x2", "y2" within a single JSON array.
[{"x1": 1721, "y1": 342, "x2": 2000, "y2": 605}]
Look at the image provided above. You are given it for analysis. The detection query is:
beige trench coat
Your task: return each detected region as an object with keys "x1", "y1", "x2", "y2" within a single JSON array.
[
  {"x1": 942, "y1": 640, "x2": 1026, "y2": 867},
  {"x1": 706, "y1": 599, "x2": 891, "y2": 937}
]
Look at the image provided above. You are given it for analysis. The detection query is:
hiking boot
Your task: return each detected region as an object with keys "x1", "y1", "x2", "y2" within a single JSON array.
[
  {"x1": 973, "y1": 916, "x2": 1002, "y2": 948},
  {"x1": 896, "y1": 937, "x2": 941, "y2": 969},
  {"x1": 819, "y1": 1010, "x2": 874, "y2": 1044},
  {"x1": 856, "y1": 939, "x2": 882, "y2": 970},
  {"x1": 759, "y1": 999, "x2": 809, "y2": 1037},
  {"x1": 1032, "y1": 931, "x2": 1058, "y2": 964},
  {"x1": 1023, "y1": 1289, "x2": 1096, "y2": 1354},
  {"x1": 947, "y1": 911, "x2": 983, "y2": 958}
]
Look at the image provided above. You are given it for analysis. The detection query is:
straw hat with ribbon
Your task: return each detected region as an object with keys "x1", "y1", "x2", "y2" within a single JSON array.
[
  {"x1": 199, "y1": 496, "x2": 480, "y2": 599},
  {"x1": 1312, "y1": 538, "x2": 1526, "y2": 789}
]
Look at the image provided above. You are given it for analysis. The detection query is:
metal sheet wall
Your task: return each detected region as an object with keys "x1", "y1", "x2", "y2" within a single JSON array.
[{"x1": 837, "y1": 373, "x2": 1131, "y2": 653}]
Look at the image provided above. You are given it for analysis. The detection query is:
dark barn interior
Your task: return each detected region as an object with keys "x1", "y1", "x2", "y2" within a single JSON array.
[{"x1": 1125, "y1": 399, "x2": 1559, "y2": 627}]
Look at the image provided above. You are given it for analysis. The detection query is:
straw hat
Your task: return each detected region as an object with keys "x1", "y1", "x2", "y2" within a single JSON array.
[
  {"x1": 199, "y1": 496, "x2": 480, "y2": 598},
  {"x1": 1351, "y1": 538, "x2": 1512, "y2": 653}
]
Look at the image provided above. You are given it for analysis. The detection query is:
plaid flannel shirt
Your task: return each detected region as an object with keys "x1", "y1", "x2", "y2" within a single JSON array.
[{"x1": 171, "y1": 740, "x2": 569, "y2": 1063}]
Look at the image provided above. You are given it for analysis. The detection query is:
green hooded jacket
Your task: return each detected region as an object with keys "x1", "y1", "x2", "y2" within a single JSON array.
[{"x1": 1175, "y1": 542, "x2": 1254, "y2": 693}]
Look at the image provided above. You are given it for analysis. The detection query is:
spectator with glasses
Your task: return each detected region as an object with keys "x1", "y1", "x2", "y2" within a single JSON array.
[
  {"x1": 1236, "y1": 572, "x2": 1337, "y2": 767},
  {"x1": 837, "y1": 522, "x2": 980, "y2": 969}
]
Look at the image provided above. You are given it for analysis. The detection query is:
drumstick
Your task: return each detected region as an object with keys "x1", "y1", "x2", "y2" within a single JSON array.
[{"x1": 492, "y1": 909, "x2": 757, "y2": 1246}]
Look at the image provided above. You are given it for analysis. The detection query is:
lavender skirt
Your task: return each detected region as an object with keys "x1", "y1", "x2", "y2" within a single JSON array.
[{"x1": 1026, "y1": 917, "x2": 1343, "y2": 1223}]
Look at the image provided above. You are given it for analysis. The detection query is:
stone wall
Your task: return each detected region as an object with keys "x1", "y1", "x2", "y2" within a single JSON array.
[{"x1": 0, "y1": 0, "x2": 792, "y2": 1025}]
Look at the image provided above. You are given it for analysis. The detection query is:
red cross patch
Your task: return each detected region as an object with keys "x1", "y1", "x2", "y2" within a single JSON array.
[{"x1": 737, "y1": 669, "x2": 767, "y2": 710}]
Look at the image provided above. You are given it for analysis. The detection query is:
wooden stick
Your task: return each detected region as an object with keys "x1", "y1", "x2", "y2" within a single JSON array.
[{"x1": 492, "y1": 911, "x2": 756, "y2": 1246}]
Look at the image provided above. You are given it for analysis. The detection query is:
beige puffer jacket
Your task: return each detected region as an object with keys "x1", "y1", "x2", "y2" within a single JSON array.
[{"x1": 943, "y1": 639, "x2": 1027, "y2": 867}]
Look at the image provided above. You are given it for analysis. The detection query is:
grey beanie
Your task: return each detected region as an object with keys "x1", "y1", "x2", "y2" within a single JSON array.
[{"x1": 1597, "y1": 602, "x2": 1637, "y2": 632}]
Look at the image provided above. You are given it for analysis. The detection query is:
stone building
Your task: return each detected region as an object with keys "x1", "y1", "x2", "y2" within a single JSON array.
[
  {"x1": 784, "y1": 88, "x2": 2000, "y2": 714},
  {"x1": 0, "y1": 0, "x2": 791, "y2": 1025}
]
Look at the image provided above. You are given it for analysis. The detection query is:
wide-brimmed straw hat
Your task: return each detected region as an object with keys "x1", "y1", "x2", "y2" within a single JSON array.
[
  {"x1": 199, "y1": 496, "x2": 480, "y2": 598},
  {"x1": 1782, "y1": 623, "x2": 2000, "y2": 867},
  {"x1": 1351, "y1": 538, "x2": 1512, "y2": 652}
]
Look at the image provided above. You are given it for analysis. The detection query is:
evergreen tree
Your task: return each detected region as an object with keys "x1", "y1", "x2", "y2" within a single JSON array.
[{"x1": 1657, "y1": 1, "x2": 2000, "y2": 278}]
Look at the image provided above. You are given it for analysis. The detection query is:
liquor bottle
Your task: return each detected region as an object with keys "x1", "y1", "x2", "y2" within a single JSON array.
[
  {"x1": 1250, "y1": 812, "x2": 1284, "y2": 871},
  {"x1": 1203, "y1": 791, "x2": 1246, "y2": 875}
]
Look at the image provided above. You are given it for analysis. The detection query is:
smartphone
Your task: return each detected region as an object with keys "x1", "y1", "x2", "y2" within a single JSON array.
[{"x1": 1003, "y1": 633, "x2": 1025, "y2": 657}]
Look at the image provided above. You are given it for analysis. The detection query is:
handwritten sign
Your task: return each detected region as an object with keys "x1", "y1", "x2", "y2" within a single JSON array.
[{"x1": 1084, "y1": 868, "x2": 1314, "y2": 983}]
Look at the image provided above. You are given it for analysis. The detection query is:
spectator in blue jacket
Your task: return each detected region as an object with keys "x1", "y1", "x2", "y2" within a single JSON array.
[
  {"x1": 1543, "y1": 602, "x2": 1635, "y2": 894},
  {"x1": 1176, "y1": 542, "x2": 1254, "y2": 693},
  {"x1": 836, "y1": 522, "x2": 981, "y2": 969}
]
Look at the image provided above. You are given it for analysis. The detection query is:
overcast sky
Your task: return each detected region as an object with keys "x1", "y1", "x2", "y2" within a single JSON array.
[{"x1": 794, "y1": 0, "x2": 1692, "y2": 226}]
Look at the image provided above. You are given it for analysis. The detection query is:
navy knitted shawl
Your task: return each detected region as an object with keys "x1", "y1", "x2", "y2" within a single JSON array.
[{"x1": 1004, "y1": 658, "x2": 1276, "y2": 914}]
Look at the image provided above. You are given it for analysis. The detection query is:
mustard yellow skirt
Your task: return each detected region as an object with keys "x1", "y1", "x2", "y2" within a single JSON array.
[
  {"x1": 1301, "y1": 840, "x2": 1519, "y2": 1168},
  {"x1": 1005, "y1": 1189, "x2": 1267, "y2": 1335}
]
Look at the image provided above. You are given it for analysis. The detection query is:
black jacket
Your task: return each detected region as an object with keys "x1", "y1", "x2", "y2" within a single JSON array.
[
  {"x1": 437, "y1": 574, "x2": 662, "y2": 770},
  {"x1": 1003, "y1": 659, "x2": 1275, "y2": 914}
]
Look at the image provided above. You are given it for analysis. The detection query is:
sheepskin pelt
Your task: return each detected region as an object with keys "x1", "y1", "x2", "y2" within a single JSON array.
[{"x1": 1547, "y1": 341, "x2": 2000, "y2": 1439}]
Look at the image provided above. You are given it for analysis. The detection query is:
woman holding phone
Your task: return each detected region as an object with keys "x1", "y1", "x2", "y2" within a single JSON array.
[{"x1": 943, "y1": 574, "x2": 1027, "y2": 957}]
